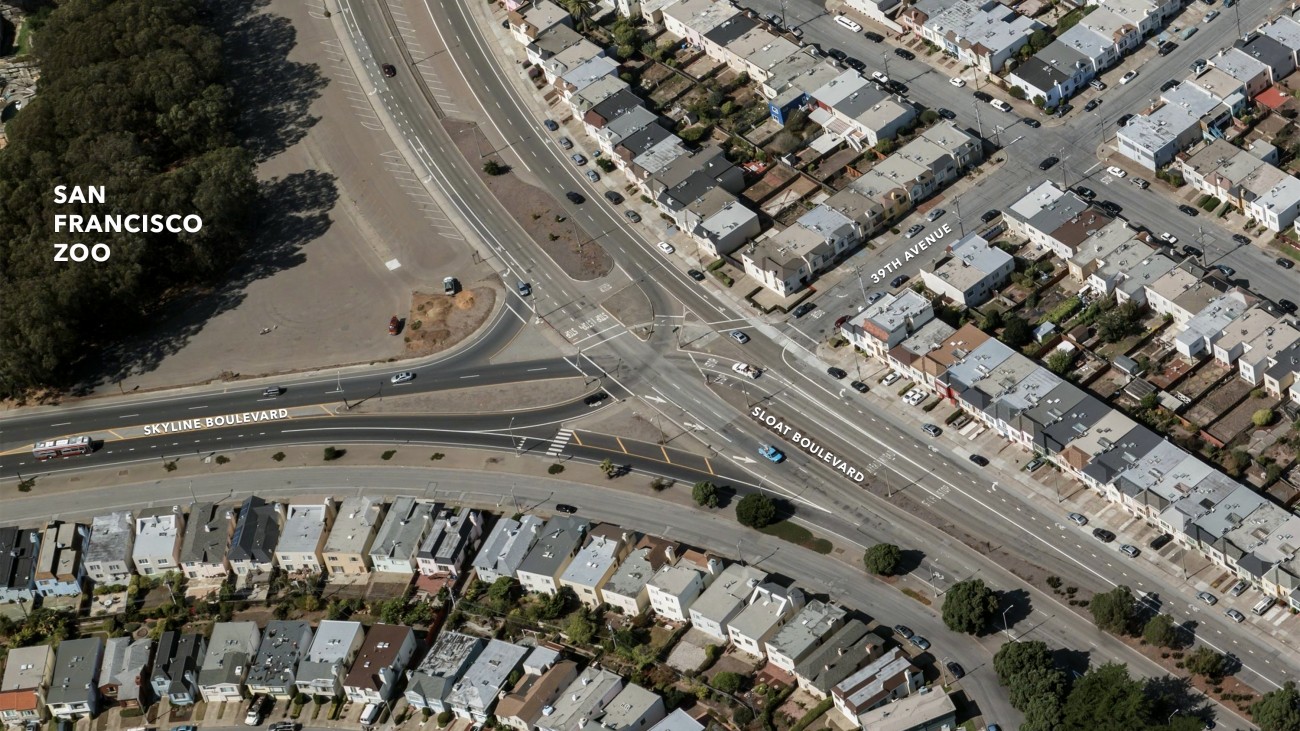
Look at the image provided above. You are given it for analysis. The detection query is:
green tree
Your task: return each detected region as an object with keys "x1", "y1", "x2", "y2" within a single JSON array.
[
  {"x1": 692, "y1": 481, "x2": 719, "y2": 508},
  {"x1": 941, "y1": 579, "x2": 999, "y2": 634},
  {"x1": 1142, "y1": 613, "x2": 1178, "y2": 648},
  {"x1": 558, "y1": 0, "x2": 597, "y2": 29},
  {"x1": 1098, "y1": 301, "x2": 1143, "y2": 343},
  {"x1": 919, "y1": 109, "x2": 939, "y2": 125},
  {"x1": 1184, "y1": 645, "x2": 1227, "y2": 679},
  {"x1": 1255, "y1": 408, "x2": 1277, "y2": 427},
  {"x1": 863, "y1": 543, "x2": 903, "y2": 576},
  {"x1": 980, "y1": 309, "x2": 1004, "y2": 331},
  {"x1": 993, "y1": 640, "x2": 1054, "y2": 686},
  {"x1": 482, "y1": 160, "x2": 508, "y2": 175},
  {"x1": 1001, "y1": 315, "x2": 1033, "y2": 347},
  {"x1": 1253, "y1": 681, "x2": 1300, "y2": 731},
  {"x1": 1089, "y1": 585, "x2": 1137, "y2": 635},
  {"x1": 732, "y1": 706, "x2": 755, "y2": 726},
  {"x1": 1008, "y1": 86, "x2": 1026, "y2": 100},
  {"x1": 712, "y1": 671, "x2": 746, "y2": 694},
  {"x1": 1060, "y1": 663, "x2": 1150, "y2": 730},
  {"x1": 735, "y1": 493, "x2": 777, "y2": 529},
  {"x1": 487, "y1": 577, "x2": 515, "y2": 612},
  {"x1": 1046, "y1": 350, "x2": 1074, "y2": 375},
  {"x1": 564, "y1": 609, "x2": 595, "y2": 644}
]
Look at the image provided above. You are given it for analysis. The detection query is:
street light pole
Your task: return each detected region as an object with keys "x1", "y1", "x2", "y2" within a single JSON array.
[
  {"x1": 1002, "y1": 606, "x2": 1013, "y2": 638},
  {"x1": 510, "y1": 416, "x2": 520, "y2": 457}
]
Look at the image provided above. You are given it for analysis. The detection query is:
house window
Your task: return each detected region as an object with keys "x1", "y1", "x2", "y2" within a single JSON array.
[{"x1": 138, "y1": 558, "x2": 149, "y2": 564}]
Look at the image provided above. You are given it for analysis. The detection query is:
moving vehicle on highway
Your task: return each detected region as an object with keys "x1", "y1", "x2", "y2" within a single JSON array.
[
  {"x1": 33, "y1": 435, "x2": 94, "y2": 460},
  {"x1": 262, "y1": 386, "x2": 284, "y2": 398},
  {"x1": 381, "y1": 63, "x2": 396, "y2": 77},
  {"x1": 556, "y1": 503, "x2": 578, "y2": 514},
  {"x1": 390, "y1": 372, "x2": 415, "y2": 384},
  {"x1": 758, "y1": 444, "x2": 785, "y2": 463}
]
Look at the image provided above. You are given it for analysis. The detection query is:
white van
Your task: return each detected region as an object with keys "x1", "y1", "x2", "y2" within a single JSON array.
[
  {"x1": 989, "y1": 99, "x2": 1012, "y2": 113},
  {"x1": 834, "y1": 14, "x2": 862, "y2": 32},
  {"x1": 360, "y1": 703, "x2": 381, "y2": 727},
  {"x1": 1252, "y1": 597, "x2": 1276, "y2": 616}
]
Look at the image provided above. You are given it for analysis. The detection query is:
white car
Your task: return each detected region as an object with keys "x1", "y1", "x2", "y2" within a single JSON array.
[
  {"x1": 872, "y1": 71, "x2": 889, "y2": 84},
  {"x1": 1159, "y1": 232, "x2": 1178, "y2": 244},
  {"x1": 1106, "y1": 166, "x2": 1127, "y2": 178},
  {"x1": 391, "y1": 371, "x2": 415, "y2": 384},
  {"x1": 732, "y1": 362, "x2": 761, "y2": 379},
  {"x1": 1119, "y1": 70, "x2": 1138, "y2": 84},
  {"x1": 834, "y1": 14, "x2": 862, "y2": 32},
  {"x1": 1204, "y1": 10, "x2": 1219, "y2": 21},
  {"x1": 949, "y1": 77, "x2": 966, "y2": 87},
  {"x1": 656, "y1": 241, "x2": 675, "y2": 255}
]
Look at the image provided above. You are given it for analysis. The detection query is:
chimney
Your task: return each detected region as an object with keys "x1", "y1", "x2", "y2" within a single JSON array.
[{"x1": 664, "y1": 545, "x2": 677, "y2": 564}]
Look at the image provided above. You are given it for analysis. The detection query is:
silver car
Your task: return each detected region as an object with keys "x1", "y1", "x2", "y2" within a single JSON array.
[
  {"x1": 1197, "y1": 591, "x2": 1218, "y2": 606},
  {"x1": 558, "y1": 136, "x2": 573, "y2": 149},
  {"x1": 390, "y1": 372, "x2": 415, "y2": 384},
  {"x1": 1067, "y1": 512, "x2": 1088, "y2": 526},
  {"x1": 586, "y1": 170, "x2": 600, "y2": 183}
]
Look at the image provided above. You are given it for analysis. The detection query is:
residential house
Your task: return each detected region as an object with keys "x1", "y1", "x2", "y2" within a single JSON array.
[
  {"x1": 343, "y1": 624, "x2": 416, "y2": 704},
  {"x1": 646, "y1": 550, "x2": 721, "y2": 621},
  {"x1": 295, "y1": 621, "x2": 365, "y2": 698},
  {"x1": 0, "y1": 528, "x2": 38, "y2": 605},
  {"x1": 1003, "y1": 180, "x2": 1110, "y2": 260},
  {"x1": 855, "y1": 690, "x2": 957, "y2": 731},
  {"x1": 45, "y1": 638, "x2": 103, "y2": 719},
  {"x1": 559, "y1": 526, "x2": 636, "y2": 607},
  {"x1": 841, "y1": 291, "x2": 935, "y2": 361},
  {"x1": 661, "y1": 0, "x2": 740, "y2": 55},
  {"x1": 404, "y1": 632, "x2": 485, "y2": 713},
  {"x1": 710, "y1": 24, "x2": 801, "y2": 85},
  {"x1": 1259, "y1": 16, "x2": 1300, "y2": 67},
  {"x1": 760, "y1": 50, "x2": 841, "y2": 125},
  {"x1": 471, "y1": 515, "x2": 544, "y2": 585},
  {"x1": 601, "y1": 537, "x2": 679, "y2": 615},
  {"x1": 690, "y1": 194, "x2": 762, "y2": 258},
  {"x1": 416, "y1": 508, "x2": 483, "y2": 579},
  {"x1": 830, "y1": 648, "x2": 922, "y2": 724},
  {"x1": 516, "y1": 516, "x2": 590, "y2": 595},
  {"x1": 227, "y1": 497, "x2": 282, "y2": 584},
  {"x1": 809, "y1": 70, "x2": 917, "y2": 151},
  {"x1": 96, "y1": 637, "x2": 152, "y2": 710},
  {"x1": 583, "y1": 683, "x2": 665, "y2": 731},
  {"x1": 534, "y1": 667, "x2": 623, "y2": 731},
  {"x1": 920, "y1": 0, "x2": 1042, "y2": 73},
  {"x1": 151, "y1": 632, "x2": 206, "y2": 706},
  {"x1": 245, "y1": 620, "x2": 312, "y2": 700},
  {"x1": 919, "y1": 233, "x2": 1013, "y2": 307},
  {"x1": 322, "y1": 497, "x2": 385, "y2": 577},
  {"x1": 274, "y1": 499, "x2": 335, "y2": 576},
  {"x1": 646, "y1": 710, "x2": 704, "y2": 731},
  {"x1": 33, "y1": 521, "x2": 84, "y2": 597},
  {"x1": 496, "y1": 660, "x2": 579, "y2": 731},
  {"x1": 83, "y1": 512, "x2": 134, "y2": 586},
  {"x1": 793, "y1": 620, "x2": 883, "y2": 699},
  {"x1": 132, "y1": 508, "x2": 183, "y2": 577},
  {"x1": 508, "y1": 1, "x2": 572, "y2": 46},
  {"x1": 369, "y1": 497, "x2": 437, "y2": 574},
  {"x1": 742, "y1": 201, "x2": 870, "y2": 297},
  {"x1": 727, "y1": 582, "x2": 806, "y2": 658},
  {"x1": 1118, "y1": 83, "x2": 1230, "y2": 170},
  {"x1": 179, "y1": 503, "x2": 235, "y2": 581},
  {"x1": 0, "y1": 645, "x2": 54, "y2": 727},
  {"x1": 765, "y1": 601, "x2": 847, "y2": 672},
  {"x1": 444, "y1": 640, "x2": 529, "y2": 722},
  {"x1": 197, "y1": 622, "x2": 261, "y2": 703},
  {"x1": 688, "y1": 563, "x2": 768, "y2": 641}
]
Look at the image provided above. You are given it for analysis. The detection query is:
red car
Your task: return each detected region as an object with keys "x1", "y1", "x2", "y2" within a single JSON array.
[{"x1": 388, "y1": 316, "x2": 399, "y2": 335}]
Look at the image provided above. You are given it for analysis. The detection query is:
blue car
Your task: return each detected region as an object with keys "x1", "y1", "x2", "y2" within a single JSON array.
[{"x1": 758, "y1": 445, "x2": 785, "y2": 463}]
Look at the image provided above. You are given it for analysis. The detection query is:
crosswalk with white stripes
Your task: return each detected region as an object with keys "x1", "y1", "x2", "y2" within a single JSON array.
[{"x1": 546, "y1": 429, "x2": 574, "y2": 458}]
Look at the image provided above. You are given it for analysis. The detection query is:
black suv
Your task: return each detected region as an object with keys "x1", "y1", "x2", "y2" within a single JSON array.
[
  {"x1": 1022, "y1": 117, "x2": 1041, "y2": 128},
  {"x1": 1149, "y1": 533, "x2": 1173, "y2": 550},
  {"x1": 1074, "y1": 186, "x2": 1096, "y2": 200},
  {"x1": 566, "y1": 191, "x2": 585, "y2": 204},
  {"x1": 864, "y1": 31, "x2": 885, "y2": 42},
  {"x1": 969, "y1": 454, "x2": 989, "y2": 466},
  {"x1": 981, "y1": 209, "x2": 1001, "y2": 223},
  {"x1": 850, "y1": 380, "x2": 870, "y2": 393},
  {"x1": 894, "y1": 48, "x2": 915, "y2": 60},
  {"x1": 827, "y1": 48, "x2": 847, "y2": 62},
  {"x1": 1117, "y1": 113, "x2": 1134, "y2": 127},
  {"x1": 604, "y1": 190, "x2": 624, "y2": 204},
  {"x1": 1232, "y1": 234, "x2": 1251, "y2": 245},
  {"x1": 1161, "y1": 79, "x2": 1180, "y2": 91},
  {"x1": 583, "y1": 392, "x2": 608, "y2": 405},
  {"x1": 1178, "y1": 204, "x2": 1198, "y2": 216},
  {"x1": 827, "y1": 367, "x2": 848, "y2": 380},
  {"x1": 1181, "y1": 244, "x2": 1203, "y2": 258},
  {"x1": 973, "y1": 90, "x2": 993, "y2": 103},
  {"x1": 1093, "y1": 528, "x2": 1116, "y2": 543},
  {"x1": 1098, "y1": 201, "x2": 1122, "y2": 217},
  {"x1": 1038, "y1": 156, "x2": 1059, "y2": 171},
  {"x1": 792, "y1": 302, "x2": 815, "y2": 318},
  {"x1": 844, "y1": 57, "x2": 865, "y2": 71},
  {"x1": 555, "y1": 503, "x2": 578, "y2": 514}
]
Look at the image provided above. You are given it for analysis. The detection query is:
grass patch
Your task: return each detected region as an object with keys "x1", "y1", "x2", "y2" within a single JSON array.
[
  {"x1": 759, "y1": 521, "x2": 833, "y2": 554},
  {"x1": 901, "y1": 587, "x2": 933, "y2": 606},
  {"x1": 12, "y1": 21, "x2": 33, "y2": 57}
]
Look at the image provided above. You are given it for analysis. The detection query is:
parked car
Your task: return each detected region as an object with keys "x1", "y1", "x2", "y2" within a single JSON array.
[
  {"x1": 270, "y1": 723, "x2": 298, "y2": 731},
  {"x1": 969, "y1": 454, "x2": 989, "y2": 466},
  {"x1": 381, "y1": 64, "x2": 397, "y2": 77},
  {"x1": 1092, "y1": 528, "x2": 1116, "y2": 543},
  {"x1": 894, "y1": 625, "x2": 914, "y2": 639},
  {"x1": 938, "y1": 108, "x2": 957, "y2": 120},
  {"x1": 926, "y1": 208, "x2": 946, "y2": 222},
  {"x1": 1226, "y1": 608, "x2": 1246, "y2": 623},
  {"x1": 871, "y1": 71, "x2": 889, "y2": 84},
  {"x1": 1191, "y1": 58, "x2": 1208, "y2": 73},
  {"x1": 1026, "y1": 458, "x2": 1045, "y2": 472},
  {"x1": 864, "y1": 31, "x2": 885, "y2": 42},
  {"x1": 850, "y1": 380, "x2": 870, "y2": 393},
  {"x1": 1074, "y1": 186, "x2": 1096, "y2": 200},
  {"x1": 1131, "y1": 177, "x2": 1149, "y2": 189},
  {"x1": 1117, "y1": 113, "x2": 1134, "y2": 127},
  {"x1": 687, "y1": 268, "x2": 705, "y2": 281},
  {"x1": 586, "y1": 170, "x2": 600, "y2": 183},
  {"x1": 868, "y1": 291, "x2": 886, "y2": 304},
  {"x1": 1039, "y1": 156, "x2": 1059, "y2": 171},
  {"x1": 625, "y1": 210, "x2": 642, "y2": 223},
  {"x1": 604, "y1": 190, "x2": 624, "y2": 204},
  {"x1": 1279, "y1": 299, "x2": 1298, "y2": 314},
  {"x1": 245, "y1": 697, "x2": 271, "y2": 727},
  {"x1": 1178, "y1": 204, "x2": 1198, "y2": 216},
  {"x1": 1181, "y1": 244, "x2": 1202, "y2": 257},
  {"x1": 833, "y1": 14, "x2": 862, "y2": 32},
  {"x1": 1158, "y1": 42, "x2": 1177, "y2": 57},
  {"x1": 1159, "y1": 232, "x2": 1178, "y2": 245},
  {"x1": 1149, "y1": 533, "x2": 1173, "y2": 549},
  {"x1": 262, "y1": 386, "x2": 284, "y2": 398},
  {"x1": 556, "y1": 503, "x2": 578, "y2": 514},
  {"x1": 973, "y1": 90, "x2": 993, "y2": 103},
  {"x1": 890, "y1": 274, "x2": 909, "y2": 288},
  {"x1": 558, "y1": 136, "x2": 573, "y2": 149},
  {"x1": 981, "y1": 209, "x2": 1001, "y2": 223},
  {"x1": 1120, "y1": 70, "x2": 1138, "y2": 84},
  {"x1": 990, "y1": 99, "x2": 1012, "y2": 112},
  {"x1": 656, "y1": 241, "x2": 675, "y2": 255},
  {"x1": 1197, "y1": 591, "x2": 1218, "y2": 606},
  {"x1": 949, "y1": 77, "x2": 966, "y2": 87},
  {"x1": 1214, "y1": 264, "x2": 1236, "y2": 278},
  {"x1": 1161, "y1": 78, "x2": 1180, "y2": 91},
  {"x1": 566, "y1": 191, "x2": 585, "y2": 204},
  {"x1": 571, "y1": 153, "x2": 587, "y2": 165},
  {"x1": 758, "y1": 444, "x2": 785, "y2": 463},
  {"x1": 922, "y1": 423, "x2": 942, "y2": 437},
  {"x1": 909, "y1": 636, "x2": 931, "y2": 651},
  {"x1": 1120, "y1": 544, "x2": 1140, "y2": 558},
  {"x1": 1232, "y1": 233, "x2": 1251, "y2": 245},
  {"x1": 1228, "y1": 579, "x2": 1250, "y2": 597},
  {"x1": 1204, "y1": 10, "x2": 1219, "y2": 21},
  {"x1": 1106, "y1": 166, "x2": 1127, "y2": 178},
  {"x1": 1083, "y1": 98, "x2": 1101, "y2": 112},
  {"x1": 827, "y1": 48, "x2": 847, "y2": 62},
  {"x1": 882, "y1": 372, "x2": 901, "y2": 386},
  {"x1": 730, "y1": 330, "x2": 750, "y2": 344},
  {"x1": 1089, "y1": 78, "x2": 1106, "y2": 90},
  {"x1": 946, "y1": 662, "x2": 966, "y2": 679},
  {"x1": 1277, "y1": 257, "x2": 1295, "y2": 269},
  {"x1": 792, "y1": 302, "x2": 815, "y2": 318},
  {"x1": 1067, "y1": 512, "x2": 1089, "y2": 526},
  {"x1": 1055, "y1": 103, "x2": 1074, "y2": 116},
  {"x1": 1098, "y1": 201, "x2": 1122, "y2": 217},
  {"x1": 390, "y1": 371, "x2": 415, "y2": 384},
  {"x1": 906, "y1": 224, "x2": 925, "y2": 237},
  {"x1": 827, "y1": 367, "x2": 848, "y2": 380},
  {"x1": 1022, "y1": 117, "x2": 1041, "y2": 128},
  {"x1": 894, "y1": 48, "x2": 915, "y2": 60},
  {"x1": 845, "y1": 57, "x2": 865, "y2": 71}
]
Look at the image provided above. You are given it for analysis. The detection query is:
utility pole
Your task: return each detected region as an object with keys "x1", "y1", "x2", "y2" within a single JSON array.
[
  {"x1": 779, "y1": 0, "x2": 787, "y2": 29},
  {"x1": 510, "y1": 416, "x2": 520, "y2": 457},
  {"x1": 954, "y1": 197, "x2": 964, "y2": 237}
]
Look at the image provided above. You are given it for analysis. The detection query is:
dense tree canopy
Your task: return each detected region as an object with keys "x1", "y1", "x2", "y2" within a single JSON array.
[
  {"x1": 0, "y1": 0, "x2": 255, "y2": 394},
  {"x1": 735, "y1": 493, "x2": 776, "y2": 529},
  {"x1": 1255, "y1": 682, "x2": 1300, "y2": 731},
  {"x1": 863, "y1": 543, "x2": 903, "y2": 576},
  {"x1": 941, "y1": 578, "x2": 999, "y2": 634},
  {"x1": 1090, "y1": 585, "x2": 1138, "y2": 635}
]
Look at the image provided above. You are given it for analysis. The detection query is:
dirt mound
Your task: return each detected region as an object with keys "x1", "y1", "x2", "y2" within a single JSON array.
[{"x1": 404, "y1": 287, "x2": 495, "y2": 356}]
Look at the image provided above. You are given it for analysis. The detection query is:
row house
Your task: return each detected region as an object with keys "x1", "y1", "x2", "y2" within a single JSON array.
[
  {"x1": 495, "y1": 660, "x2": 579, "y2": 731},
  {"x1": 370, "y1": 497, "x2": 437, "y2": 574},
  {"x1": 1004, "y1": 180, "x2": 1112, "y2": 260},
  {"x1": 841, "y1": 290, "x2": 935, "y2": 361},
  {"x1": 34, "y1": 521, "x2": 83, "y2": 597},
  {"x1": 470, "y1": 514, "x2": 544, "y2": 585},
  {"x1": 760, "y1": 50, "x2": 842, "y2": 126},
  {"x1": 726, "y1": 582, "x2": 805, "y2": 658},
  {"x1": 507, "y1": 1, "x2": 571, "y2": 46},
  {"x1": 740, "y1": 193, "x2": 872, "y2": 297},
  {"x1": 1258, "y1": 16, "x2": 1300, "y2": 68},
  {"x1": 920, "y1": 0, "x2": 1042, "y2": 73},
  {"x1": 151, "y1": 631, "x2": 206, "y2": 706},
  {"x1": 83, "y1": 512, "x2": 133, "y2": 586},
  {"x1": 228, "y1": 497, "x2": 282, "y2": 584},
  {"x1": 1118, "y1": 83, "x2": 1231, "y2": 170},
  {"x1": 416, "y1": 508, "x2": 483, "y2": 580},
  {"x1": 558, "y1": 525, "x2": 637, "y2": 608},
  {"x1": 688, "y1": 563, "x2": 767, "y2": 641},
  {"x1": 180, "y1": 503, "x2": 234, "y2": 581},
  {"x1": 0, "y1": 645, "x2": 54, "y2": 727},
  {"x1": 764, "y1": 601, "x2": 847, "y2": 673},
  {"x1": 809, "y1": 70, "x2": 917, "y2": 152},
  {"x1": 342, "y1": 624, "x2": 416, "y2": 704},
  {"x1": 296, "y1": 620, "x2": 365, "y2": 698},
  {"x1": 197, "y1": 621, "x2": 261, "y2": 703},
  {"x1": 590, "y1": 683, "x2": 665, "y2": 731},
  {"x1": 404, "y1": 632, "x2": 484, "y2": 712},
  {"x1": 830, "y1": 648, "x2": 922, "y2": 725},
  {"x1": 275, "y1": 499, "x2": 336, "y2": 576},
  {"x1": 1178, "y1": 139, "x2": 1300, "y2": 232},
  {"x1": 1262, "y1": 343, "x2": 1300, "y2": 401},
  {"x1": 46, "y1": 638, "x2": 103, "y2": 719},
  {"x1": 535, "y1": 666, "x2": 623, "y2": 731},
  {"x1": 600, "y1": 536, "x2": 679, "y2": 615},
  {"x1": 661, "y1": 0, "x2": 739, "y2": 54},
  {"x1": 133, "y1": 507, "x2": 184, "y2": 577},
  {"x1": 645, "y1": 550, "x2": 721, "y2": 621},
  {"x1": 97, "y1": 637, "x2": 152, "y2": 710},
  {"x1": 0, "y1": 528, "x2": 38, "y2": 605},
  {"x1": 918, "y1": 233, "x2": 1014, "y2": 307},
  {"x1": 793, "y1": 620, "x2": 882, "y2": 699},
  {"x1": 322, "y1": 497, "x2": 384, "y2": 577},
  {"x1": 245, "y1": 620, "x2": 313, "y2": 699},
  {"x1": 444, "y1": 640, "x2": 529, "y2": 722},
  {"x1": 517, "y1": 516, "x2": 589, "y2": 595}
]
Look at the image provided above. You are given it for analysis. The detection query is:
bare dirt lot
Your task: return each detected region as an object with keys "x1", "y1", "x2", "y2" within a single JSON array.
[
  {"x1": 443, "y1": 119, "x2": 612, "y2": 280},
  {"x1": 403, "y1": 287, "x2": 496, "y2": 357}
]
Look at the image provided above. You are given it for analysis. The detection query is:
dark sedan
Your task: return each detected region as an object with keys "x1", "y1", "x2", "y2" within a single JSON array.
[
  {"x1": 1083, "y1": 98, "x2": 1101, "y2": 112},
  {"x1": 946, "y1": 662, "x2": 966, "y2": 679},
  {"x1": 973, "y1": 90, "x2": 993, "y2": 102},
  {"x1": 1117, "y1": 113, "x2": 1134, "y2": 127},
  {"x1": 969, "y1": 454, "x2": 989, "y2": 466},
  {"x1": 894, "y1": 48, "x2": 915, "y2": 60},
  {"x1": 1098, "y1": 201, "x2": 1122, "y2": 217},
  {"x1": 981, "y1": 209, "x2": 1000, "y2": 223},
  {"x1": 687, "y1": 268, "x2": 706, "y2": 281},
  {"x1": 1279, "y1": 299, "x2": 1298, "y2": 314},
  {"x1": 1093, "y1": 528, "x2": 1116, "y2": 543},
  {"x1": 938, "y1": 108, "x2": 957, "y2": 120},
  {"x1": 1149, "y1": 533, "x2": 1173, "y2": 549},
  {"x1": 381, "y1": 63, "x2": 397, "y2": 77},
  {"x1": 1178, "y1": 204, "x2": 1198, "y2": 216},
  {"x1": 864, "y1": 31, "x2": 885, "y2": 42},
  {"x1": 555, "y1": 503, "x2": 578, "y2": 514},
  {"x1": 566, "y1": 191, "x2": 585, "y2": 204},
  {"x1": 1278, "y1": 257, "x2": 1295, "y2": 269},
  {"x1": 1233, "y1": 233, "x2": 1251, "y2": 245},
  {"x1": 1038, "y1": 156, "x2": 1059, "y2": 171},
  {"x1": 827, "y1": 48, "x2": 847, "y2": 61},
  {"x1": 844, "y1": 57, "x2": 865, "y2": 71},
  {"x1": 1074, "y1": 186, "x2": 1096, "y2": 200},
  {"x1": 827, "y1": 367, "x2": 848, "y2": 380},
  {"x1": 850, "y1": 380, "x2": 870, "y2": 393},
  {"x1": 1022, "y1": 117, "x2": 1041, "y2": 128},
  {"x1": 792, "y1": 302, "x2": 816, "y2": 317}
]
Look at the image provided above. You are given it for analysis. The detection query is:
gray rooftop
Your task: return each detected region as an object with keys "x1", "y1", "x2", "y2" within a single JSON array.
[
  {"x1": 323, "y1": 497, "x2": 384, "y2": 555},
  {"x1": 297, "y1": 621, "x2": 364, "y2": 686},
  {"x1": 691, "y1": 563, "x2": 767, "y2": 624},
  {"x1": 419, "y1": 507, "x2": 479, "y2": 566},
  {"x1": 543, "y1": 666, "x2": 624, "y2": 731},
  {"x1": 98, "y1": 637, "x2": 152, "y2": 703},
  {"x1": 646, "y1": 709, "x2": 703, "y2": 731},
  {"x1": 518, "y1": 516, "x2": 589, "y2": 578},
  {"x1": 472, "y1": 514, "x2": 545, "y2": 579},
  {"x1": 228, "y1": 497, "x2": 281, "y2": 564},
  {"x1": 445, "y1": 640, "x2": 529, "y2": 714},
  {"x1": 766, "y1": 600, "x2": 846, "y2": 660},
  {"x1": 46, "y1": 638, "x2": 103, "y2": 707},
  {"x1": 198, "y1": 621, "x2": 261, "y2": 688},
  {"x1": 180, "y1": 503, "x2": 233, "y2": 566},
  {"x1": 246, "y1": 620, "x2": 312, "y2": 688},
  {"x1": 277, "y1": 501, "x2": 331, "y2": 555},
  {"x1": 407, "y1": 631, "x2": 485, "y2": 706},
  {"x1": 85, "y1": 511, "x2": 134, "y2": 567},
  {"x1": 589, "y1": 683, "x2": 661, "y2": 731},
  {"x1": 794, "y1": 620, "x2": 880, "y2": 693},
  {"x1": 2, "y1": 645, "x2": 52, "y2": 692},
  {"x1": 371, "y1": 497, "x2": 437, "y2": 562}
]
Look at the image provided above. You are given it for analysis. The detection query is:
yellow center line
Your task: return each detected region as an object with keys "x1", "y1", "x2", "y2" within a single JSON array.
[
  {"x1": 660, "y1": 445, "x2": 672, "y2": 463},
  {"x1": 705, "y1": 458, "x2": 714, "y2": 475},
  {"x1": 572, "y1": 432, "x2": 585, "y2": 446},
  {"x1": 615, "y1": 436, "x2": 627, "y2": 454}
]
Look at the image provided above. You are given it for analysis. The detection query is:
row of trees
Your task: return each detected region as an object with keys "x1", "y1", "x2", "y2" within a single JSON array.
[{"x1": 0, "y1": 0, "x2": 256, "y2": 395}]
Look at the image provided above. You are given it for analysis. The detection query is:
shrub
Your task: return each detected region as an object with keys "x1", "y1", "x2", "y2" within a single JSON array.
[
  {"x1": 1253, "y1": 409, "x2": 1276, "y2": 427},
  {"x1": 482, "y1": 160, "x2": 509, "y2": 175},
  {"x1": 707, "y1": 258, "x2": 726, "y2": 271},
  {"x1": 548, "y1": 464, "x2": 565, "y2": 474},
  {"x1": 164, "y1": 461, "x2": 178, "y2": 472},
  {"x1": 323, "y1": 446, "x2": 345, "y2": 461},
  {"x1": 381, "y1": 450, "x2": 396, "y2": 460},
  {"x1": 430, "y1": 452, "x2": 445, "y2": 460},
  {"x1": 733, "y1": 706, "x2": 755, "y2": 726},
  {"x1": 714, "y1": 671, "x2": 746, "y2": 694},
  {"x1": 214, "y1": 455, "x2": 230, "y2": 465},
  {"x1": 437, "y1": 711, "x2": 453, "y2": 727},
  {"x1": 693, "y1": 481, "x2": 719, "y2": 507},
  {"x1": 736, "y1": 494, "x2": 777, "y2": 529}
]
